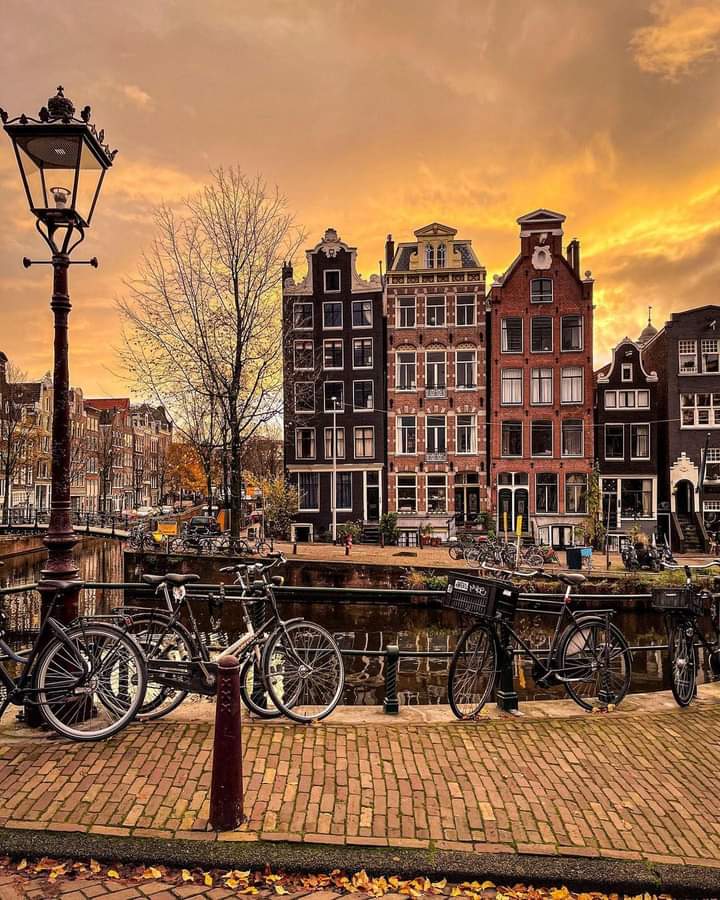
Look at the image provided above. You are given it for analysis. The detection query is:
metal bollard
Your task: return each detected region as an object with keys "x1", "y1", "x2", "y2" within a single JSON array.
[
  {"x1": 495, "y1": 623, "x2": 519, "y2": 713},
  {"x1": 209, "y1": 654, "x2": 244, "y2": 830},
  {"x1": 384, "y1": 644, "x2": 400, "y2": 715},
  {"x1": 292, "y1": 541, "x2": 297, "y2": 555}
]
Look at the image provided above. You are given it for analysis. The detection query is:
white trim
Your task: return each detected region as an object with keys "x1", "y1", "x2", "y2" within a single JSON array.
[
  {"x1": 295, "y1": 426, "x2": 316, "y2": 461},
  {"x1": 323, "y1": 268, "x2": 342, "y2": 293},
  {"x1": 363, "y1": 469, "x2": 382, "y2": 521},
  {"x1": 322, "y1": 300, "x2": 343, "y2": 330},
  {"x1": 501, "y1": 317, "x2": 523, "y2": 353},
  {"x1": 323, "y1": 338, "x2": 344, "y2": 370},
  {"x1": 560, "y1": 314, "x2": 584, "y2": 353},
  {"x1": 604, "y1": 422, "x2": 625, "y2": 460},
  {"x1": 352, "y1": 337, "x2": 374, "y2": 369},
  {"x1": 352, "y1": 379, "x2": 374, "y2": 412},
  {"x1": 351, "y1": 299, "x2": 373, "y2": 329},
  {"x1": 323, "y1": 381, "x2": 344, "y2": 413},
  {"x1": 629, "y1": 422, "x2": 651, "y2": 460},
  {"x1": 425, "y1": 294, "x2": 447, "y2": 328},
  {"x1": 292, "y1": 301, "x2": 313, "y2": 330},
  {"x1": 530, "y1": 315, "x2": 554, "y2": 353}
]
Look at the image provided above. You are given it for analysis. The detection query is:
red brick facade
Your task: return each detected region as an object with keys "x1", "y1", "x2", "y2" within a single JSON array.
[
  {"x1": 488, "y1": 210, "x2": 594, "y2": 547},
  {"x1": 386, "y1": 223, "x2": 487, "y2": 541}
]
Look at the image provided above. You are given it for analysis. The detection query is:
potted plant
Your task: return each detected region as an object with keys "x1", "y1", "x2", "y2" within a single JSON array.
[{"x1": 420, "y1": 522, "x2": 433, "y2": 547}]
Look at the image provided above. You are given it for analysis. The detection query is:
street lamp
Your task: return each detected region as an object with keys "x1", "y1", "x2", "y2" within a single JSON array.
[{"x1": 1, "y1": 86, "x2": 115, "y2": 622}]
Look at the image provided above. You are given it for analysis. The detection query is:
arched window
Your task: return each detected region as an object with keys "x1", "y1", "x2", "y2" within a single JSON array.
[
  {"x1": 436, "y1": 243, "x2": 446, "y2": 268},
  {"x1": 425, "y1": 244, "x2": 434, "y2": 268}
]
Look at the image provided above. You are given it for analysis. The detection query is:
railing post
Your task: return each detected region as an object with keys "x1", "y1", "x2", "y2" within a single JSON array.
[
  {"x1": 111, "y1": 519, "x2": 116, "y2": 536},
  {"x1": 209, "y1": 654, "x2": 244, "y2": 831},
  {"x1": 250, "y1": 597, "x2": 268, "y2": 712},
  {"x1": 384, "y1": 644, "x2": 400, "y2": 715},
  {"x1": 495, "y1": 623, "x2": 519, "y2": 713}
]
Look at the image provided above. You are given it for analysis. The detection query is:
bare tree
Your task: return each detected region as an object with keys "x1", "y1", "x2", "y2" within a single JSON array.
[
  {"x1": 0, "y1": 362, "x2": 36, "y2": 524},
  {"x1": 119, "y1": 167, "x2": 303, "y2": 536},
  {"x1": 96, "y1": 416, "x2": 115, "y2": 515}
]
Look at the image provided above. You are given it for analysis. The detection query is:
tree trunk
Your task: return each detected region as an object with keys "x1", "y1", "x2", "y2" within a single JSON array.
[
  {"x1": 2, "y1": 461, "x2": 11, "y2": 526},
  {"x1": 229, "y1": 425, "x2": 242, "y2": 539},
  {"x1": 207, "y1": 468, "x2": 213, "y2": 519}
]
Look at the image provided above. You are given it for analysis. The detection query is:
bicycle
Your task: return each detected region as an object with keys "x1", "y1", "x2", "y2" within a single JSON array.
[
  {"x1": 0, "y1": 576, "x2": 147, "y2": 741},
  {"x1": 119, "y1": 553, "x2": 345, "y2": 724},
  {"x1": 656, "y1": 560, "x2": 720, "y2": 706},
  {"x1": 445, "y1": 565, "x2": 632, "y2": 719}
]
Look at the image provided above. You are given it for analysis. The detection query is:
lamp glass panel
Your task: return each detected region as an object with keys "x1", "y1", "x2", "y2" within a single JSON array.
[
  {"x1": 14, "y1": 131, "x2": 83, "y2": 212},
  {"x1": 76, "y1": 137, "x2": 104, "y2": 224}
]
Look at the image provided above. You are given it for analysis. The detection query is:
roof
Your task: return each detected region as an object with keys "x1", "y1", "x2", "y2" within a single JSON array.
[
  {"x1": 413, "y1": 222, "x2": 458, "y2": 238},
  {"x1": 13, "y1": 383, "x2": 41, "y2": 404},
  {"x1": 84, "y1": 398, "x2": 130, "y2": 411},
  {"x1": 389, "y1": 236, "x2": 482, "y2": 272},
  {"x1": 516, "y1": 208, "x2": 566, "y2": 228}
]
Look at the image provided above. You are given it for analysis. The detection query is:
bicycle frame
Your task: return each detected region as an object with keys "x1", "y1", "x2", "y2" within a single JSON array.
[{"x1": 0, "y1": 589, "x2": 91, "y2": 710}]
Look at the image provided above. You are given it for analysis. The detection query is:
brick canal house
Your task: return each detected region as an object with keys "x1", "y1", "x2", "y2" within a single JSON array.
[
  {"x1": 594, "y1": 316, "x2": 660, "y2": 550},
  {"x1": 282, "y1": 229, "x2": 386, "y2": 541},
  {"x1": 643, "y1": 305, "x2": 720, "y2": 551},
  {"x1": 488, "y1": 210, "x2": 594, "y2": 548},
  {"x1": 385, "y1": 223, "x2": 487, "y2": 544}
]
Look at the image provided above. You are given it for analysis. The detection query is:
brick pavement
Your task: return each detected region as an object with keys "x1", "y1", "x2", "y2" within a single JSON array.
[{"x1": 0, "y1": 704, "x2": 719, "y2": 872}]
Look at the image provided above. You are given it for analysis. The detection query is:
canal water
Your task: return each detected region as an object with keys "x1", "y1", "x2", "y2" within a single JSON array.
[{"x1": 0, "y1": 538, "x2": 705, "y2": 706}]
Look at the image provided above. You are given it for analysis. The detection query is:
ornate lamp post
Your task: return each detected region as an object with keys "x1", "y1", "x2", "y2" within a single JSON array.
[{"x1": 1, "y1": 86, "x2": 115, "y2": 622}]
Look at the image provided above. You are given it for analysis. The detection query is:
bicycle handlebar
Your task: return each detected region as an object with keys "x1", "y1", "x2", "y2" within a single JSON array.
[
  {"x1": 219, "y1": 552, "x2": 286, "y2": 576},
  {"x1": 662, "y1": 560, "x2": 720, "y2": 571},
  {"x1": 480, "y1": 563, "x2": 541, "y2": 580}
]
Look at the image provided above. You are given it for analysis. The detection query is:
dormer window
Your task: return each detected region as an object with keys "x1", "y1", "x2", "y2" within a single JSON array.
[
  {"x1": 425, "y1": 244, "x2": 434, "y2": 269},
  {"x1": 436, "y1": 243, "x2": 446, "y2": 268}
]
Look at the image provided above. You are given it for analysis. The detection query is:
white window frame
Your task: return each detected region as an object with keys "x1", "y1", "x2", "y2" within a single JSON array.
[
  {"x1": 323, "y1": 338, "x2": 344, "y2": 370},
  {"x1": 621, "y1": 363, "x2": 633, "y2": 382},
  {"x1": 456, "y1": 414, "x2": 476, "y2": 454},
  {"x1": 323, "y1": 269, "x2": 341, "y2": 293},
  {"x1": 501, "y1": 368, "x2": 523, "y2": 405},
  {"x1": 292, "y1": 302, "x2": 313, "y2": 330},
  {"x1": 705, "y1": 448, "x2": 720, "y2": 483},
  {"x1": 426, "y1": 415, "x2": 447, "y2": 454},
  {"x1": 530, "y1": 278, "x2": 553, "y2": 303},
  {"x1": 456, "y1": 294, "x2": 475, "y2": 327},
  {"x1": 501, "y1": 318, "x2": 523, "y2": 353},
  {"x1": 561, "y1": 315, "x2": 583, "y2": 352},
  {"x1": 565, "y1": 473, "x2": 588, "y2": 515},
  {"x1": 324, "y1": 427, "x2": 345, "y2": 460},
  {"x1": 396, "y1": 350, "x2": 417, "y2": 391},
  {"x1": 456, "y1": 349, "x2": 477, "y2": 390},
  {"x1": 560, "y1": 366, "x2": 583, "y2": 404},
  {"x1": 352, "y1": 337, "x2": 373, "y2": 369},
  {"x1": 397, "y1": 295, "x2": 416, "y2": 328},
  {"x1": 530, "y1": 420, "x2": 553, "y2": 458},
  {"x1": 604, "y1": 423, "x2": 625, "y2": 460},
  {"x1": 351, "y1": 299, "x2": 373, "y2": 328},
  {"x1": 501, "y1": 421, "x2": 523, "y2": 458},
  {"x1": 293, "y1": 339, "x2": 314, "y2": 371},
  {"x1": 561, "y1": 419, "x2": 584, "y2": 458},
  {"x1": 678, "y1": 339, "x2": 697, "y2": 374},
  {"x1": 295, "y1": 427, "x2": 316, "y2": 460},
  {"x1": 397, "y1": 474, "x2": 417, "y2": 513},
  {"x1": 397, "y1": 416, "x2": 417, "y2": 455},
  {"x1": 637, "y1": 390, "x2": 650, "y2": 408},
  {"x1": 535, "y1": 472, "x2": 558, "y2": 514},
  {"x1": 352, "y1": 379, "x2": 374, "y2": 411},
  {"x1": 294, "y1": 382, "x2": 315, "y2": 414},
  {"x1": 335, "y1": 471, "x2": 353, "y2": 511},
  {"x1": 427, "y1": 474, "x2": 448, "y2": 513},
  {"x1": 604, "y1": 390, "x2": 616, "y2": 409},
  {"x1": 323, "y1": 381, "x2": 344, "y2": 414},
  {"x1": 530, "y1": 316, "x2": 553, "y2": 353},
  {"x1": 681, "y1": 392, "x2": 720, "y2": 428},
  {"x1": 426, "y1": 350, "x2": 447, "y2": 390},
  {"x1": 630, "y1": 423, "x2": 650, "y2": 460},
  {"x1": 531, "y1": 368, "x2": 553, "y2": 405},
  {"x1": 354, "y1": 425, "x2": 375, "y2": 459},
  {"x1": 297, "y1": 472, "x2": 319, "y2": 512},
  {"x1": 702, "y1": 339, "x2": 720, "y2": 373},
  {"x1": 426, "y1": 295, "x2": 446, "y2": 328},
  {"x1": 322, "y1": 300, "x2": 343, "y2": 330}
]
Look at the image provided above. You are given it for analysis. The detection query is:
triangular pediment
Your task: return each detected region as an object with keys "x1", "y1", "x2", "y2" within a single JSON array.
[
  {"x1": 414, "y1": 222, "x2": 458, "y2": 238},
  {"x1": 516, "y1": 208, "x2": 566, "y2": 226}
]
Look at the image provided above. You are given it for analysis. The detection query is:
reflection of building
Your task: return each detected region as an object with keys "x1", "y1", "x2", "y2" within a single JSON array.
[
  {"x1": 643, "y1": 305, "x2": 720, "y2": 551},
  {"x1": 385, "y1": 223, "x2": 487, "y2": 543},
  {"x1": 282, "y1": 229, "x2": 386, "y2": 540},
  {"x1": 595, "y1": 320, "x2": 659, "y2": 550},
  {"x1": 488, "y1": 210, "x2": 595, "y2": 548}
]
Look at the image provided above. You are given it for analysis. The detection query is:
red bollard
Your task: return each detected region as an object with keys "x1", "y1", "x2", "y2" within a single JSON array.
[{"x1": 209, "y1": 655, "x2": 244, "y2": 831}]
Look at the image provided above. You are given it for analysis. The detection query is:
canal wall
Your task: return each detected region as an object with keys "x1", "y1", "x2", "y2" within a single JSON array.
[{"x1": 0, "y1": 534, "x2": 46, "y2": 558}]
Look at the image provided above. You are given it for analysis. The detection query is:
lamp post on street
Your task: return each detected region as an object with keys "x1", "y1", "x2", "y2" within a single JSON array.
[{"x1": 1, "y1": 87, "x2": 115, "y2": 623}]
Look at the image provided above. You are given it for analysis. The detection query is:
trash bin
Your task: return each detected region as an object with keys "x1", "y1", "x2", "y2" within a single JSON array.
[
  {"x1": 580, "y1": 547, "x2": 593, "y2": 570},
  {"x1": 566, "y1": 547, "x2": 583, "y2": 570}
]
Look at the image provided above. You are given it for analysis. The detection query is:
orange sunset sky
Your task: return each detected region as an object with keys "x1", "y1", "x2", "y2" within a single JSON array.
[{"x1": 1, "y1": 0, "x2": 720, "y2": 397}]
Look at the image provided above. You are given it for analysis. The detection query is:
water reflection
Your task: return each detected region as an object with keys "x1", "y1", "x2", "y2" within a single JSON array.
[{"x1": 1, "y1": 540, "x2": 713, "y2": 705}]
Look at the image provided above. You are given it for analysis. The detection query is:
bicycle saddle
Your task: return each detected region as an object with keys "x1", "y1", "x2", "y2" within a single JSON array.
[
  {"x1": 557, "y1": 572, "x2": 586, "y2": 587},
  {"x1": 41, "y1": 579, "x2": 86, "y2": 592},
  {"x1": 142, "y1": 573, "x2": 200, "y2": 587}
]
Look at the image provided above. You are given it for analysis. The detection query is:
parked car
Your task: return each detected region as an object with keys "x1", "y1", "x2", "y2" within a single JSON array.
[
  {"x1": 159, "y1": 505, "x2": 174, "y2": 516},
  {"x1": 185, "y1": 515, "x2": 221, "y2": 536},
  {"x1": 136, "y1": 506, "x2": 153, "y2": 518}
]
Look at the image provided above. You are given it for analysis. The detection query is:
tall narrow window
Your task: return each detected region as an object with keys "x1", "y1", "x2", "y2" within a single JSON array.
[
  {"x1": 501, "y1": 369, "x2": 522, "y2": 405},
  {"x1": 561, "y1": 315, "x2": 583, "y2": 351},
  {"x1": 427, "y1": 475, "x2": 447, "y2": 512},
  {"x1": 631, "y1": 423, "x2": 650, "y2": 459},
  {"x1": 294, "y1": 382, "x2": 315, "y2": 413},
  {"x1": 323, "y1": 301, "x2": 342, "y2": 329},
  {"x1": 679, "y1": 340, "x2": 697, "y2": 374},
  {"x1": 324, "y1": 427, "x2": 345, "y2": 459},
  {"x1": 397, "y1": 351, "x2": 416, "y2": 390},
  {"x1": 426, "y1": 416, "x2": 447, "y2": 454},
  {"x1": 605, "y1": 424, "x2": 624, "y2": 459},
  {"x1": 353, "y1": 338, "x2": 373, "y2": 368},
  {"x1": 295, "y1": 428, "x2": 315, "y2": 460},
  {"x1": 352, "y1": 300, "x2": 372, "y2": 328},
  {"x1": 501, "y1": 318, "x2": 523, "y2": 353},
  {"x1": 336, "y1": 472, "x2": 352, "y2": 510},
  {"x1": 531, "y1": 368, "x2": 553, "y2": 404},
  {"x1": 436, "y1": 244, "x2": 446, "y2": 267},
  {"x1": 298, "y1": 473, "x2": 319, "y2": 510},
  {"x1": 531, "y1": 317, "x2": 553, "y2": 352},
  {"x1": 323, "y1": 269, "x2": 341, "y2": 292},
  {"x1": 397, "y1": 416, "x2": 417, "y2": 454},
  {"x1": 354, "y1": 426, "x2": 374, "y2": 458},
  {"x1": 456, "y1": 415, "x2": 475, "y2": 453},
  {"x1": 566, "y1": 474, "x2": 588, "y2": 514},
  {"x1": 398, "y1": 296, "x2": 416, "y2": 328},
  {"x1": 456, "y1": 294, "x2": 475, "y2": 326},
  {"x1": 293, "y1": 302, "x2": 313, "y2": 329},
  {"x1": 426, "y1": 351, "x2": 447, "y2": 391},
  {"x1": 426, "y1": 295, "x2": 446, "y2": 327},
  {"x1": 536, "y1": 473, "x2": 558, "y2": 513},
  {"x1": 561, "y1": 367, "x2": 583, "y2": 403},
  {"x1": 323, "y1": 339, "x2": 343, "y2": 369},
  {"x1": 561, "y1": 419, "x2": 583, "y2": 457},
  {"x1": 702, "y1": 339, "x2": 720, "y2": 373},
  {"x1": 293, "y1": 340, "x2": 314, "y2": 370},
  {"x1": 531, "y1": 421, "x2": 553, "y2": 456},
  {"x1": 456, "y1": 350, "x2": 476, "y2": 389},
  {"x1": 324, "y1": 381, "x2": 344, "y2": 413},
  {"x1": 501, "y1": 422, "x2": 522, "y2": 457},
  {"x1": 397, "y1": 475, "x2": 417, "y2": 512},
  {"x1": 353, "y1": 380, "x2": 374, "y2": 410}
]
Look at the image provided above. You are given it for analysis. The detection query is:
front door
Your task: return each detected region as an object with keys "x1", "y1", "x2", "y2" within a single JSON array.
[
  {"x1": 497, "y1": 487, "x2": 529, "y2": 534},
  {"x1": 676, "y1": 479, "x2": 695, "y2": 516},
  {"x1": 365, "y1": 471, "x2": 380, "y2": 521}
]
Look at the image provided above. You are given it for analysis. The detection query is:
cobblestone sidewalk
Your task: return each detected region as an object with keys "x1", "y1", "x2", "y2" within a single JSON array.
[{"x1": 0, "y1": 705, "x2": 719, "y2": 869}]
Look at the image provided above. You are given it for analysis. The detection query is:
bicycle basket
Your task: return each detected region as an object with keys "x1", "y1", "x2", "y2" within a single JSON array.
[
  {"x1": 651, "y1": 588, "x2": 704, "y2": 616},
  {"x1": 444, "y1": 574, "x2": 519, "y2": 621}
]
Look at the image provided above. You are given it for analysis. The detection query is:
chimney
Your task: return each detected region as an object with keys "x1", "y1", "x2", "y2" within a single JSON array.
[
  {"x1": 567, "y1": 239, "x2": 580, "y2": 277},
  {"x1": 385, "y1": 234, "x2": 395, "y2": 271},
  {"x1": 281, "y1": 260, "x2": 294, "y2": 284}
]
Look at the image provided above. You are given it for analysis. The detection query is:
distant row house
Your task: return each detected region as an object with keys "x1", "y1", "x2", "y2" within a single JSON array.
[{"x1": 282, "y1": 212, "x2": 720, "y2": 552}]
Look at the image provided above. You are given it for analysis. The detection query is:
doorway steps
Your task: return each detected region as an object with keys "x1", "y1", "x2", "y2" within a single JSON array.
[
  {"x1": 360, "y1": 523, "x2": 381, "y2": 544},
  {"x1": 677, "y1": 515, "x2": 704, "y2": 553}
]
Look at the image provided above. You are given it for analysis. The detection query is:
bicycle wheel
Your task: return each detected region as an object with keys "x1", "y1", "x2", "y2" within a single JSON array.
[
  {"x1": 524, "y1": 549, "x2": 545, "y2": 568},
  {"x1": 239, "y1": 654, "x2": 283, "y2": 719},
  {"x1": 130, "y1": 614, "x2": 195, "y2": 721},
  {"x1": 256, "y1": 541, "x2": 273, "y2": 556},
  {"x1": 34, "y1": 622, "x2": 147, "y2": 741},
  {"x1": 668, "y1": 619, "x2": 697, "y2": 707},
  {"x1": 448, "y1": 544, "x2": 464, "y2": 561},
  {"x1": 448, "y1": 622, "x2": 498, "y2": 720},
  {"x1": 264, "y1": 621, "x2": 344, "y2": 723},
  {"x1": 558, "y1": 618, "x2": 632, "y2": 711}
]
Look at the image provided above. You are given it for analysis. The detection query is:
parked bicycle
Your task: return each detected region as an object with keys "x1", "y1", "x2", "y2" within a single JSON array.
[
  {"x1": 445, "y1": 564, "x2": 632, "y2": 719},
  {"x1": 656, "y1": 560, "x2": 720, "y2": 706},
  {"x1": 464, "y1": 538, "x2": 546, "y2": 570},
  {"x1": 118, "y1": 553, "x2": 345, "y2": 724},
  {"x1": 0, "y1": 573, "x2": 147, "y2": 741}
]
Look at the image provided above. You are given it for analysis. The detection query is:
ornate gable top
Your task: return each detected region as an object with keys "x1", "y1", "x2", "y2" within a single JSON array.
[
  {"x1": 414, "y1": 222, "x2": 458, "y2": 238},
  {"x1": 516, "y1": 208, "x2": 566, "y2": 227}
]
